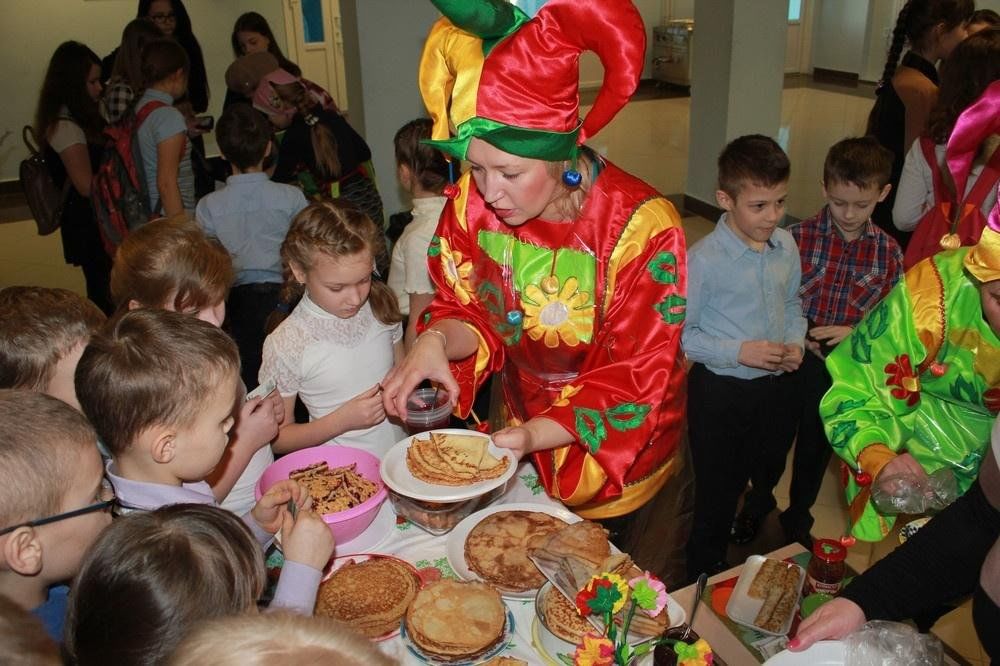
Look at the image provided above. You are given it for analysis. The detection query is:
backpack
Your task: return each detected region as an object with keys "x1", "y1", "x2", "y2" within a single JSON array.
[
  {"x1": 19, "y1": 125, "x2": 70, "y2": 236},
  {"x1": 904, "y1": 136, "x2": 1000, "y2": 269},
  {"x1": 91, "y1": 100, "x2": 166, "y2": 256}
]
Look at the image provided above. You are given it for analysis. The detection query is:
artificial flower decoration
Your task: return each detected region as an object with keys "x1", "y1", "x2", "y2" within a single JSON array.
[
  {"x1": 437, "y1": 236, "x2": 474, "y2": 305},
  {"x1": 522, "y1": 276, "x2": 595, "y2": 348},
  {"x1": 884, "y1": 354, "x2": 921, "y2": 407},
  {"x1": 572, "y1": 633, "x2": 616, "y2": 666},
  {"x1": 563, "y1": 570, "x2": 713, "y2": 666}
]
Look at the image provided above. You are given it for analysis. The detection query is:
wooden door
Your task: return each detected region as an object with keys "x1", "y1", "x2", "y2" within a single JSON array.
[{"x1": 282, "y1": 0, "x2": 350, "y2": 112}]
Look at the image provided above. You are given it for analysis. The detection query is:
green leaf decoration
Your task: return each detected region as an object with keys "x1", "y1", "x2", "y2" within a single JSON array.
[
  {"x1": 647, "y1": 251, "x2": 679, "y2": 284},
  {"x1": 421, "y1": 311, "x2": 432, "y2": 325},
  {"x1": 833, "y1": 397, "x2": 868, "y2": 416},
  {"x1": 476, "y1": 279, "x2": 504, "y2": 317},
  {"x1": 654, "y1": 294, "x2": 687, "y2": 324},
  {"x1": 427, "y1": 235, "x2": 441, "y2": 257},
  {"x1": 850, "y1": 328, "x2": 872, "y2": 364},
  {"x1": 828, "y1": 420, "x2": 859, "y2": 449},
  {"x1": 951, "y1": 375, "x2": 979, "y2": 404},
  {"x1": 865, "y1": 301, "x2": 889, "y2": 339},
  {"x1": 605, "y1": 402, "x2": 651, "y2": 432},
  {"x1": 575, "y1": 407, "x2": 607, "y2": 454},
  {"x1": 587, "y1": 583, "x2": 623, "y2": 614}
]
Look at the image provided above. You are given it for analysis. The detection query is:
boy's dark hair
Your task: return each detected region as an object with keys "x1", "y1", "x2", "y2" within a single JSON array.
[
  {"x1": 75, "y1": 309, "x2": 239, "y2": 457},
  {"x1": 0, "y1": 390, "x2": 97, "y2": 528},
  {"x1": 970, "y1": 8, "x2": 1000, "y2": 26},
  {"x1": 216, "y1": 104, "x2": 272, "y2": 171},
  {"x1": 0, "y1": 287, "x2": 105, "y2": 391},
  {"x1": 717, "y1": 134, "x2": 790, "y2": 198},
  {"x1": 140, "y1": 38, "x2": 189, "y2": 88},
  {"x1": 66, "y1": 504, "x2": 264, "y2": 666},
  {"x1": 823, "y1": 137, "x2": 894, "y2": 190}
]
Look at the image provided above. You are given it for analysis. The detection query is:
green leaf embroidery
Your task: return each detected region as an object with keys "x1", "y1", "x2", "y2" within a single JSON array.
[
  {"x1": 433, "y1": 557, "x2": 458, "y2": 579},
  {"x1": 647, "y1": 251, "x2": 678, "y2": 284},
  {"x1": 833, "y1": 397, "x2": 868, "y2": 416},
  {"x1": 654, "y1": 294, "x2": 687, "y2": 325},
  {"x1": 951, "y1": 375, "x2": 979, "y2": 404},
  {"x1": 605, "y1": 403, "x2": 651, "y2": 432},
  {"x1": 850, "y1": 328, "x2": 872, "y2": 364},
  {"x1": 828, "y1": 420, "x2": 859, "y2": 449},
  {"x1": 427, "y1": 235, "x2": 441, "y2": 257},
  {"x1": 519, "y1": 473, "x2": 544, "y2": 496},
  {"x1": 574, "y1": 407, "x2": 607, "y2": 454},
  {"x1": 865, "y1": 301, "x2": 889, "y2": 339}
]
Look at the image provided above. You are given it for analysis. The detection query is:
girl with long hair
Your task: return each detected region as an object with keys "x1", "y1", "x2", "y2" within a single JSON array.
[
  {"x1": 33, "y1": 41, "x2": 112, "y2": 313},
  {"x1": 100, "y1": 18, "x2": 162, "y2": 124},
  {"x1": 261, "y1": 200, "x2": 405, "y2": 457}
]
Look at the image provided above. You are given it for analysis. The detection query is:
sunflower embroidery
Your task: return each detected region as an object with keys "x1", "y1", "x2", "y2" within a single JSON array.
[
  {"x1": 521, "y1": 276, "x2": 594, "y2": 348},
  {"x1": 437, "y1": 236, "x2": 474, "y2": 305},
  {"x1": 884, "y1": 354, "x2": 920, "y2": 407}
]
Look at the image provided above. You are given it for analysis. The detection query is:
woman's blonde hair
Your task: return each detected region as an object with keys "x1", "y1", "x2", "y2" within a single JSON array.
[
  {"x1": 111, "y1": 218, "x2": 234, "y2": 313},
  {"x1": 270, "y1": 200, "x2": 400, "y2": 331},
  {"x1": 273, "y1": 80, "x2": 341, "y2": 178},
  {"x1": 169, "y1": 611, "x2": 397, "y2": 666}
]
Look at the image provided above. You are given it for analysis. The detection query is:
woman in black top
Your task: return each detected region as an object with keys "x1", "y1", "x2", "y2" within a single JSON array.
[{"x1": 867, "y1": 0, "x2": 972, "y2": 248}]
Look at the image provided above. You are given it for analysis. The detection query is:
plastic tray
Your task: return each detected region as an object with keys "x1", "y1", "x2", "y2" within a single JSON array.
[{"x1": 725, "y1": 555, "x2": 806, "y2": 636}]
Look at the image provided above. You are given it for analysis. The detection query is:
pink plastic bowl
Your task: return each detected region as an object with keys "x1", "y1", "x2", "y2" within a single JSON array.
[{"x1": 255, "y1": 446, "x2": 387, "y2": 544}]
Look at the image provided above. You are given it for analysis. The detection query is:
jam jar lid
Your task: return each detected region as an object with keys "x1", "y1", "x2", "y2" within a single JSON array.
[{"x1": 812, "y1": 538, "x2": 847, "y2": 562}]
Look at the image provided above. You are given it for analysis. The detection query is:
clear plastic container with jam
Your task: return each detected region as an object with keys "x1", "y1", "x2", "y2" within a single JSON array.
[{"x1": 806, "y1": 538, "x2": 848, "y2": 595}]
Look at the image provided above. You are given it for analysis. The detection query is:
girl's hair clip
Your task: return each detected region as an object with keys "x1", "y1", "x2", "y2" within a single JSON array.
[
  {"x1": 305, "y1": 114, "x2": 319, "y2": 127},
  {"x1": 274, "y1": 301, "x2": 292, "y2": 313}
]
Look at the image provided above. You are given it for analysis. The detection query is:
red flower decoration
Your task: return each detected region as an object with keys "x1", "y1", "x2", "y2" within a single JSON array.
[
  {"x1": 984, "y1": 388, "x2": 1000, "y2": 414},
  {"x1": 884, "y1": 354, "x2": 920, "y2": 407}
]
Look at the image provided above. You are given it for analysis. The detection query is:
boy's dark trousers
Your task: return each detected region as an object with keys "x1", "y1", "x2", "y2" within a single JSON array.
[
  {"x1": 227, "y1": 282, "x2": 282, "y2": 390},
  {"x1": 779, "y1": 349, "x2": 834, "y2": 538},
  {"x1": 685, "y1": 363, "x2": 798, "y2": 581}
]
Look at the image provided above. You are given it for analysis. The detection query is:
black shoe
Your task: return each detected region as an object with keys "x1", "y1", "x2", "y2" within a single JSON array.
[{"x1": 729, "y1": 513, "x2": 760, "y2": 545}]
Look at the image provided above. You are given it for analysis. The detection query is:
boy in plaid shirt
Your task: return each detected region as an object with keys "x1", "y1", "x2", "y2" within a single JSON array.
[{"x1": 780, "y1": 137, "x2": 903, "y2": 547}]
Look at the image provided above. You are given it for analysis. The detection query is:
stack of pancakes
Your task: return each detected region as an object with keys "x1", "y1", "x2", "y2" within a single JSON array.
[
  {"x1": 540, "y1": 584, "x2": 595, "y2": 643},
  {"x1": 405, "y1": 579, "x2": 507, "y2": 660},
  {"x1": 406, "y1": 432, "x2": 509, "y2": 485},
  {"x1": 314, "y1": 557, "x2": 420, "y2": 639},
  {"x1": 464, "y1": 510, "x2": 568, "y2": 592}
]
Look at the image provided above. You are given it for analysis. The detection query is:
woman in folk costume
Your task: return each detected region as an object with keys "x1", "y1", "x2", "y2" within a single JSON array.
[
  {"x1": 821, "y1": 82, "x2": 1000, "y2": 542},
  {"x1": 382, "y1": 0, "x2": 688, "y2": 553}
]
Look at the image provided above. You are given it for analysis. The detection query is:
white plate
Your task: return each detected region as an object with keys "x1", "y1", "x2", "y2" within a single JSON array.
[
  {"x1": 763, "y1": 640, "x2": 845, "y2": 665},
  {"x1": 446, "y1": 502, "x2": 582, "y2": 600},
  {"x1": 273, "y1": 499, "x2": 395, "y2": 557},
  {"x1": 380, "y1": 428, "x2": 517, "y2": 502},
  {"x1": 401, "y1": 605, "x2": 515, "y2": 665},
  {"x1": 321, "y1": 553, "x2": 422, "y2": 641},
  {"x1": 726, "y1": 555, "x2": 806, "y2": 636}
]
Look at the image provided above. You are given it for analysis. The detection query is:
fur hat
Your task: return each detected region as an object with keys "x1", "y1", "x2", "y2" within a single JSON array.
[{"x1": 225, "y1": 52, "x2": 279, "y2": 98}]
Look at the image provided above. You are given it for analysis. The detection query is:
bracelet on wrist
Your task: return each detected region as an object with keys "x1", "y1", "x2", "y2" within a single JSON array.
[{"x1": 417, "y1": 328, "x2": 448, "y2": 350}]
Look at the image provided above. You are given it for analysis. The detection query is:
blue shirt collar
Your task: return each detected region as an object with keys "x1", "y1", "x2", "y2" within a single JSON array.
[
  {"x1": 716, "y1": 212, "x2": 780, "y2": 259},
  {"x1": 226, "y1": 172, "x2": 271, "y2": 185}
]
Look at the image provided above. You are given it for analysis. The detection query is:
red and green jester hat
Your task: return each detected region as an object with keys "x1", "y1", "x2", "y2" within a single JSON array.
[{"x1": 416, "y1": 0, "x2": 689, "y2": 519}]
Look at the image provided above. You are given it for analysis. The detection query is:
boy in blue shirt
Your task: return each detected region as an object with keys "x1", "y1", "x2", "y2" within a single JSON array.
[
  {"x1": 682, "y1": 135, "x2": 807, "y2": 580},
  {"x1": 0, "y1": 390, "x2": 113, "y2": 641},
  {"x1": 195, "y1": 104, "x2": 308, "y2": 388}
]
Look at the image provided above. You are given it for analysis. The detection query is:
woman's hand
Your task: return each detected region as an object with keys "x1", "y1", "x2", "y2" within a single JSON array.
[
  {"x1": 492, "y1": 418, "x2": 574, "y2": 461},
  {"x1": 788, "y1": 597, "x2": 866, "y2": 651},
  {"x1": 382, "y1": 330, "x2": 459, "y2": 419}
]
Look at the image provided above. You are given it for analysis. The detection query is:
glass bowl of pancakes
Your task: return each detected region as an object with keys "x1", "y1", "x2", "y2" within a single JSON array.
[
  {"x1": 255, "y1": 445, "x2": 387, "y2": 544},
  {"x1": 388, "y1": 485, "x2": 506, "y2": 536}
]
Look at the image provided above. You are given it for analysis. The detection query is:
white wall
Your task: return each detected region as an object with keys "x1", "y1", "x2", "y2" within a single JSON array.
[
  {"x1": 811, "y1": 0, "x2": 869, "y2": 75},
  {"x1": 579, "y1": 0, "x2": 661, "y2": 88},
  {"x1": 0, "y1": 0, "x2": 285, "y2": 183}
]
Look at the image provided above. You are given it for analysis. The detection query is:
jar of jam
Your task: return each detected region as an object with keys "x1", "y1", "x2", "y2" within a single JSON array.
[{"x1": 806, "y1": 538, "x2": 847, "y2": 595}]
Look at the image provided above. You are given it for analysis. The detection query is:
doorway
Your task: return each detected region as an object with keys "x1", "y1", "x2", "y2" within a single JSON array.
[{"x1": 282, "y1": 0, "x2": 350, "y2": 112}]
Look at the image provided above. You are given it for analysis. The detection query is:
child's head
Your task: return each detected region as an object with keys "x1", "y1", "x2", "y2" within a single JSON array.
[
  {"x1": 716, "y1": 134, "x2": 790, "y2": 246},
  {"x1": 394, "y1": 117, "x2": 449, "y2": 196},
  {"x1": 170, "y1": 611, "x2": 396, "y2": 666},
  {"x1": 927, "y1": 28, "x2": 1000, "y2": 143},
  {"x1": 0, "y1": 391, "x2": 110, "y2": 596},
  {"x1": 0, "y1": 594, "x2": 61, "y2": 665},
  {"x1": 140, "y1": 37, "x2": 189, "y2": 93},
  {"x1": 231, "y1": 11, "x2": 301, "y2": 78},
  {"x1": 0, "y1": 286, "x2": 105, "y2": 409},
  {"x1": 275, "y1": 201, "x2": 401, "y2": 326},
  {"x1": 216, "y1": 104, "x2": 272, "y2": 173},
  {"x1": 111, "y1": 218, "x2": 233, "y2": 326},
  {"x1": 66, "y1": 504, "x2": 264, "y2": 665},
  {"x1": 969, "y1": 9, "x2": 1000, "y2": 33},
  {"x1": 821, "y1": 137, "x2": 893, "y2": 238},
  {"x1": 111, "y1": 18, "x2": 163, "y2": 88},
  {"x1": 75, "y1": 309, "x2": 239, "y2": 479},
  {"x1": 263, "y1": 71, "x2": 342, "y2": 178},
  {"x1": 879, "y1": 0, "x2": 973, "y2": 86}
]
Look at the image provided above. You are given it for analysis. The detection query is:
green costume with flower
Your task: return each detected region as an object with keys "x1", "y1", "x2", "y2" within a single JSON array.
[{"x1": 821, "y1": 248, "x2": 999, "y2": 540}]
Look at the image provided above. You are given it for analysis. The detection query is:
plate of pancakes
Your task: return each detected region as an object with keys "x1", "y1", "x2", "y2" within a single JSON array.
[
  {"x1": 381, "y1": 429, "x2": 517, "y2": 502},
  {"x1": 446, "y1": 503, "x2": 581, "y2": 600},
  {"x1": 401, "y1": 579, "x2": 514, "y2": 665},
  {"x1": 313, "y1": 554, "x2": 422, "y2": 641}
]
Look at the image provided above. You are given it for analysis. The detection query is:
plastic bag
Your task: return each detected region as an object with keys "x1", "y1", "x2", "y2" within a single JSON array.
[
  {"x1": 870, "y1": 468, "x2": 958, "y2": 515},
  {"x1": 845, "y1": 621, "x2": 943, "y2": 665}
]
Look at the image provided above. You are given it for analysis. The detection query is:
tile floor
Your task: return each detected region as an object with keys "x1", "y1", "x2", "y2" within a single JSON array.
[{"x1": 0, "y1": 82, "x2": 985, "y2": 663}]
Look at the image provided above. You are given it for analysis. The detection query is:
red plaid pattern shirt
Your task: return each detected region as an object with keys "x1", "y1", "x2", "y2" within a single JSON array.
[{"x1": 788, "y1": 207, "x2": 904, "y2": 327}]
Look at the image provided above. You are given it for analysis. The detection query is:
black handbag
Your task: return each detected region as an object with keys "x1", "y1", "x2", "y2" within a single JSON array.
[{"x1": 19, "y1": 125, "x2": 70, "y2": 236}]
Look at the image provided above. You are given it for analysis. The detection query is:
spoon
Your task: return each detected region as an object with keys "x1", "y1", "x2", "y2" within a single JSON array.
[{"x1": 682, "y1": 573, "x2": 708, "y2": 641}]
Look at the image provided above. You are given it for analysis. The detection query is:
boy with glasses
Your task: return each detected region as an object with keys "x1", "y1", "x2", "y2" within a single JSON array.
[{"x1": 0, "y1": 390, "x2": 113, "y2": 641}]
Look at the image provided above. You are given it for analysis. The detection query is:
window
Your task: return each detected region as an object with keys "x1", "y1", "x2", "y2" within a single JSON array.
[
  {"x1": 302, "y1": 0, "x2": 324, "y2": 43},
  {"x1": 788, "y1": 0, "x2": 803, "y2": 23}
]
